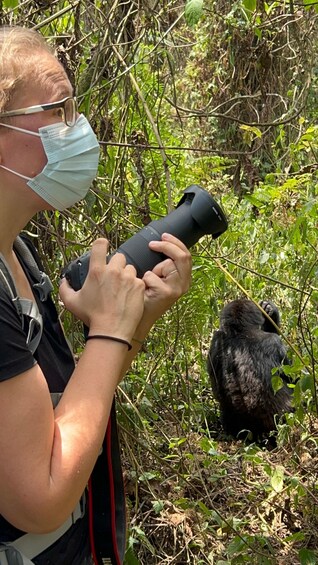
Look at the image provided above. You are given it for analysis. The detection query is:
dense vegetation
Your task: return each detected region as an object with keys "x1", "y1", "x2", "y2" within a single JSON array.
[{"x1": 1, "y1": 1, "x2": 318, "y2": 563}]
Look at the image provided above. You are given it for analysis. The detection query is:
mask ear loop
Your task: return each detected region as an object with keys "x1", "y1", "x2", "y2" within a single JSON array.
[
  {"x1": 0, "y1": 122, "x2": 40, "y2": 136},
  {"x1": 0, "y1": 123, "x2": 40, "y2": 180},
  {"x1": 0, "y1": 164, "x2": 31, "y2": 180}
]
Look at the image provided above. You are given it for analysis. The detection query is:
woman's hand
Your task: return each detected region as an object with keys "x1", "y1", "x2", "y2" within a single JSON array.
[
  {"x1": 59, "y1": 238, "x2": 145, "y2": 342},
  {"x1": 140, "y1": 233, "x2": 192, "y2": 327}
]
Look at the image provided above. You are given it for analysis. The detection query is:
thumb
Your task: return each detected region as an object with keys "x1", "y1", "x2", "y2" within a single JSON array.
[
  {"x1": 59, "y1": 276, "x2": 76, "y2": 307},
  {"x1": 142, "y1": 270, "x2": 160, "y2": 289}
]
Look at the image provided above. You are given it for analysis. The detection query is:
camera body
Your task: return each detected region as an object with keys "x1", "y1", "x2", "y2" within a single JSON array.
[{"x1": 63, "y1": 185, "x2": 228, "y2": 290}]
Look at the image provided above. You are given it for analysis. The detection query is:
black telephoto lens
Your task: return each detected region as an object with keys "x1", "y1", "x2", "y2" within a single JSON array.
[{"x1": 62, "y1": 185, "x2": 228, "y2": 290}]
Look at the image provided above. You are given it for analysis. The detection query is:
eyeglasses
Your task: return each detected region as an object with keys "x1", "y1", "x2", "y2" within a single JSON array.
[{"x1": 0, "y1": 96, "x2": 77, "y2": 127}]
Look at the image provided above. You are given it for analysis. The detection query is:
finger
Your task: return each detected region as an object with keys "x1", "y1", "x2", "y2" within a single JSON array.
[
  {"x1": 164, "y1": 269, "x2": 179, "y2": 279},
  {"x1": 149, "y1": 235, "x2": 192, "y2": 282},
  {"x1": 88, "y1": 238, "x2": 109, "y2": 271},
  {"x1": 124, "y1": 263, "x2": 138, "y2": 277},
  {"x1": 143, "y1": 266, "x2": 181, "y2": 289},
  {"x1": 58, "y1": 277, "x2": 90, "y2": 326},
  {"x1": 143, "y1": 270, "x2": 165, "y2": 290},
  {"x1": 58, "y1": 276, "x2": 76, "y2": 305},
  {"x1": 158, "y1": 233, "x2": 189, "y2": 252},
  {"x1": 162, "y1": 233, "x2": 189, "y2": 250},
  {"x1": 148, "y1": 233, "x2": 189, "y2": 262},
  {"x1": 107, "y1": 250, "x2": 128, "y2": 269},
  {"x1": 151, "y1": 258, "x2": 175, "y2": 278}
]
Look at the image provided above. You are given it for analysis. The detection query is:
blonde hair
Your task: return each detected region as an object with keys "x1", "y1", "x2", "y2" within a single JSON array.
[{"x1": 0, "y1": 26, "x2": 54, "y2": 112}]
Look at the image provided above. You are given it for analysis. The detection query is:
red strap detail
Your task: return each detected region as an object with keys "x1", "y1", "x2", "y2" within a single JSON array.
[
  {"x1": 88, "y1": 477, "x2": 99, "y2": 565},
  {"x1": 88, "y1": 415, "x2": 123, "y2": 564},
  {"x1": 106, "y1": 414, "x2": 122, "y2": 565}
]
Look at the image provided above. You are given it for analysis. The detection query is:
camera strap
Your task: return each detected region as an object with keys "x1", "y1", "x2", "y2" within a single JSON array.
[{"x1": 88, "y1": 399, "x2": 126, "y2": 565}]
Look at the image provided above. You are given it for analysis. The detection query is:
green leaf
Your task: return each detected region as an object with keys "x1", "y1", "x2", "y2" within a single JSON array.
[
  {"x1": 259, "y1": 250, "x2": 270, "y2": 264},
  {"x1": 239, "y1": 124, "x2": 262, "y2": 138},
  {"x1": 300, "y1": 374, "x2": 314, "y2": 393},
  {"x1": 124, "y1": 544, "x2": 140, "y2": 565},
  {"x1": 271, "y1": 465, "x2": 284, "y2": 492},
  {"x1": 152, "y1": 500, "x2": 164, "y2": 514},
  {"x1": 271, "y1": 374, "x2": 284, "y2": 393},
  {"x1": 200, "y1": 436, "x2": 219, "y2": 455},
  {"x1": 138, "y1": 471, "x2": 158, "y2": 481},
  {"x1": 3, "y1": 0, "x2": 19, "y2": 7},
  {"x1": 243, "y1": 0, "x2": 256, "y2": 13},
  {"x1": 299, "y1": 548, "x2": 318, "y2": 565},
  {"x1": 244, "y1": 194, "x2": 265, "y2": 207},
  {"x1": 185, "y1": 0, "x2": 204, "y2": 27},
  {"x1": 131, "y1": 526, "x2": 156, "y2": 554},
  {"x1": 227, "y1": 536, "x2": 247, "y2": 556},
  {"x1": 284, "y1": 532, "x2": 305, "y2": 542}
]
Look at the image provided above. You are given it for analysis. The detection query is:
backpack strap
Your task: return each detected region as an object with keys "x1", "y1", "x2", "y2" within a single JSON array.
[
  {"x1": 0, "y1": 236, "x2": 53, "y2": 355},
  {"x1": 13, "y1": 236, "x2": 53, "y2": 303},
  {"x1": 0, "y1": 544, "x2": 34, "y2": 564},
  {"x1": 0, "y1": 494, "x2": 86, "y2": 564}
]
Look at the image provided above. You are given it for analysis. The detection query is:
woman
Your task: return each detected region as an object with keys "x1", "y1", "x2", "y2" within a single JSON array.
[{"x1": 0, "y1": 26, "x2": 192, "y2": 564}]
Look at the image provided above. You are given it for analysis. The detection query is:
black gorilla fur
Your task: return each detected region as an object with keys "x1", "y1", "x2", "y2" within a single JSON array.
[{"x1": 207, "y1": 299, "x2": 293, "y2": 439}]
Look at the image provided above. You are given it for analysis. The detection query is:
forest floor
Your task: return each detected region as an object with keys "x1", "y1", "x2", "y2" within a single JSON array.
[{"x1": 122, "y1": 412, "x2": 318, "y2": 564}]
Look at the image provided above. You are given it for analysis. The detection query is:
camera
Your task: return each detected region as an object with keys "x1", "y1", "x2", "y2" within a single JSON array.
[{"x1": 62, "y1": 184, "x2": 228, "y2": 291}]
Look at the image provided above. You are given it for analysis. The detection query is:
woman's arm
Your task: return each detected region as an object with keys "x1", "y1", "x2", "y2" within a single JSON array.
[{"x1": 0, "y1": 239, "x2": 145, "y2": 533}]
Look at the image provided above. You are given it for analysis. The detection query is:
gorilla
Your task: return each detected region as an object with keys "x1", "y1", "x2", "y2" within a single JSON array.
[{"x1": 207, "y1": 299, "x2": 293, "y2": 440}]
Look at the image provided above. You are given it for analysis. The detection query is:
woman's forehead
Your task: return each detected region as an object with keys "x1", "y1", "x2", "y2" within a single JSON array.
[
  {"x1": 19, "y1": 53, "x2": 72, "y2": 104},
  {"x1": 36, "y1": 53, "x2": 72, "y2": 94}
]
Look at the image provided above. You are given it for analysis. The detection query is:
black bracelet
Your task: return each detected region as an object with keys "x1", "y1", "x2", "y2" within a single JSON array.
[{"x1": 86, "y1": 335, "x2": 132, "y2": 350}]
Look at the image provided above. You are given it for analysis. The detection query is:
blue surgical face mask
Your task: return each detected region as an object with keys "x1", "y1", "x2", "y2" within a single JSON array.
[{"x1": 0, "y1": 115, "x2": 100, "y2": 210}]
